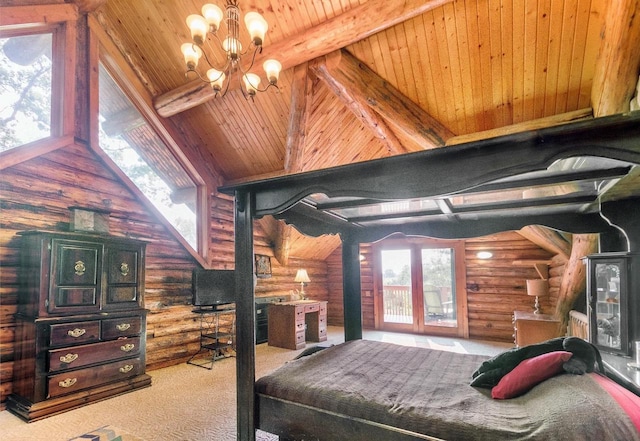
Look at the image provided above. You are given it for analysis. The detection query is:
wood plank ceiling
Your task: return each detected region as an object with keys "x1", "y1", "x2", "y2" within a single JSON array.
[{"x1": 94, "y1": 0, "x2": 640, "y2": 261}]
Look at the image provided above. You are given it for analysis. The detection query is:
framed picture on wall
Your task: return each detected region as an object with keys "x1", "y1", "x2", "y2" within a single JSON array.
[{"x1": 255, "y1": 254, "x2": 272, "y2": 278}]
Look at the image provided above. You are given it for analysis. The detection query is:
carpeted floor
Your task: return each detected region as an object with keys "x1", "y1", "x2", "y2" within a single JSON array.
[{"x1": 0, "y1": 327, "x2": 510, "y2": 440}]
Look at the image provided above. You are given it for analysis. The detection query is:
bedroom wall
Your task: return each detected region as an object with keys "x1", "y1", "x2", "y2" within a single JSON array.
[
  {"x1": 326, "y1": 231, "x2": 558, "y2": 342},
  {"x1": 0, "y1": 141, "x2": 327, "y2": 410}
]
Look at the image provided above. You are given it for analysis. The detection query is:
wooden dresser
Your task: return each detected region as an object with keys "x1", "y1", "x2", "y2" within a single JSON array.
[
  {"x1": 268, "y1": 300, "x2": 327, "y2": 350},
  {"x1": 7, "y1": 231, "x2": 151, "y2": 422},
  {"x1": 512, "y1": 311, "x2": 561, "y2": 347}
]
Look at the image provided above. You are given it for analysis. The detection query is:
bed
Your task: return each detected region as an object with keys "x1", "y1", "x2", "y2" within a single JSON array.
[
  {"x1": 220, "y1": 112, "x2": 640, "y2": 441},
  {"x1": 255, "y1": 339, "x2": 639, "y2": 441}
]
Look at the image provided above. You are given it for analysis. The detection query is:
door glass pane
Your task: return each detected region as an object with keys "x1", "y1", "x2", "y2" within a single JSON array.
[
  {"x1": 594, "y1": 263, "x2": 621, "y2": 349},
  {"x1": 381, "y1": 249, "x2": 412, "y2": 324},
  {"x1": 422, "y1": 248, "x2": 456, "y2": 327}
]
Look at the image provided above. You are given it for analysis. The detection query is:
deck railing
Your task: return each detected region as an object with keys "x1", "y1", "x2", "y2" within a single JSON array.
[{"x1": 383, "y1": 285, "x2": 412, "y2": 323}]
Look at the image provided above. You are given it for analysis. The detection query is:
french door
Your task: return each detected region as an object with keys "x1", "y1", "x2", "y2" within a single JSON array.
[{"x1": 375, "y1": 238, "x2": 468, "y2": 337}]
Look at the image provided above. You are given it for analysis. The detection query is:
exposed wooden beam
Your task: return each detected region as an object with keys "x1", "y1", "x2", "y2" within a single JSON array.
[
  {"x1": 591, "y1": 0, "x2": 640, "y2": 116},
  {"x1": 555, "y1": 234, "x2": 599, "y2": 328},
  {"x1": 311, "y1": 56, "x2": 410, "y2": 155},
  {"x1": 313, "y1": 50, "x2": 453, "y2": 149},
  {"x1": 153, "y1": 0, "x2": 453, "y2": 117},
  {"x1": 277, "y1": 63, "x2": 313, "y2": 266},
  {"x1": 446, "y1": 108, "x2": 593, "y2": 146},
  {"x1": 283, "y1": 63, "x2": 312, "y2": 173},
  {"x1": 518, "y1": 226, "x2": 572, "y2": 262}
]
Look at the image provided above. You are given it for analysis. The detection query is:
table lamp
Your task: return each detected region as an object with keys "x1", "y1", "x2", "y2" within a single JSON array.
[
  {"x1": 294, "y1": 269, "x2": 311, "y2": 299},
  {"x1": 526, "y1": 279, "x2": 549, "y2": 314}
]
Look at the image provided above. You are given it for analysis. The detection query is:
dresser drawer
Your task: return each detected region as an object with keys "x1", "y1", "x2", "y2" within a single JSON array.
[
  {"x1": 48, "y1": 337, "x2": 141, "y2": 372},
  {"x1": 48, "y1": 357, "x2": 143, "y2": 398},
  {"x1": 295, "y1": 306, "x2": 305, "y2": 323},
  {"x1": 49, "y1": 321, "x2": 100, "y2": 346},
  {"x1": 102, "y1": 316, "x2": 142, "y2": 339},
  {"x1": 295, "y1": 330, "x2": 305, "y2": 346}
]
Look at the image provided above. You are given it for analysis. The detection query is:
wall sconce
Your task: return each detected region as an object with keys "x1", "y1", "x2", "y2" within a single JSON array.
[
  {"x1": 294, "y1": 269, "x2": 310, "y2": 299},
  {"x1": 526, "y1": 279, "x2": 549, "y2": 314}
]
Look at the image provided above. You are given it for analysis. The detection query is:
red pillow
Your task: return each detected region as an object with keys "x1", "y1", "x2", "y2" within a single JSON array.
[{"x1": 492, "y1": 351, "x2": 572, "y2": 399}]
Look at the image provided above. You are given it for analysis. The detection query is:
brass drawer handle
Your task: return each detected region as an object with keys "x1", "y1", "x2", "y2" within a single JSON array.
[
  {"x1": 59, "y1": 353, "x2": 79, "y2": 364},
  {"x1": 120, "y1": 262, "x2": 130, "y2": 276},
  {"x1": 59, "y1": 378, "x2": 77, "y2": 388},
  {"x1": 67, "y1": 328, "x2": 86, "y2": 338},
  {"x1": 119, "y1": 364, "x2": 134, "y2": 373},
  {"x1": 74, "y1": 260, "x2": 86, "y2": 276},
  {"x1": 120, "y1": 343, "x2": 135, "y2": 352},
  {"x1": 116, "y1": 323, "x2": 131, "y2": 331}
]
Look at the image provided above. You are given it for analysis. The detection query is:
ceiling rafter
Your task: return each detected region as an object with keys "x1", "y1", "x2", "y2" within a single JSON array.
[
  {"x1": 311, "y1": 55, "x2": 410, "y2": 155},
  {"x1": 153, "y1": 0, "x2": 453, "y2": 118},
  {"x1": 590, "y1": 0, "x2": 640, "y2": 116},
  {"x1": 311, "y1": 49, "x2": 454, "y2": 149}
]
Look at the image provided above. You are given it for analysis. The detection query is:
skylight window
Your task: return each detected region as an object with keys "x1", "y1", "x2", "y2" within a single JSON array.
[{"x1": 98, "y1": 64, "x2": 198, "y2": 249}]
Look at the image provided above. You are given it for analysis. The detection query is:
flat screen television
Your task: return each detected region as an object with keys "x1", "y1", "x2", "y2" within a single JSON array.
[{"x1": 192, "y1": 269, "x2": 235, "y2": 309}]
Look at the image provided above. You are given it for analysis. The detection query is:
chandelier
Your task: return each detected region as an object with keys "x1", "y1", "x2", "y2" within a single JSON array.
[{"x1": 180, "y1": 1, "x2": 282, "y2": 99}]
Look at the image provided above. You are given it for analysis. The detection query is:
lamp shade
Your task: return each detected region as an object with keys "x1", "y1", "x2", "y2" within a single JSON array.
[
  {"x1": 526, "y1": 279, "x2": 549, "y2": 297},
  {"x1": 294, "y1": 269, "x2": 310, "y2": 283}
]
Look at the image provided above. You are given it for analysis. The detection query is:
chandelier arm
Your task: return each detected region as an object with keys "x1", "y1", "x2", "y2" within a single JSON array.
[
  {"x1": 236, "y1": 44, "x2": 260, "y2": 77},
  {"x1": 197, "y1": 40, "x2": 228, "y2": 72}
]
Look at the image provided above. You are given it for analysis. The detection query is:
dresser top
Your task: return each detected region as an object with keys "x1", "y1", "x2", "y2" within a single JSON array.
[{"x1": 513, "y1": 311, "x2": 559, "y2": 322}]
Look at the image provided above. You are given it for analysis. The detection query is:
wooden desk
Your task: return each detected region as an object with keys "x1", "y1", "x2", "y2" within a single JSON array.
[
  {"x1": 512, "y1": 311, "x2": 561, "y2": 347},
  {"x1": 268, "y1": 300, "x2": 327, "y2": 350}
]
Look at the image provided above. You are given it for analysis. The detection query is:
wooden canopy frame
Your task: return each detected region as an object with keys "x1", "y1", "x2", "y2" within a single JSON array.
[{"x1": 219, "y1": 111, "x2": 640, "y2": 441}]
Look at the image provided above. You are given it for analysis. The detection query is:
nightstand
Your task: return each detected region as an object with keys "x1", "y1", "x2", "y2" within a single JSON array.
[{"x1": 512, "y1": 311, "x2": 562, "y2": 347}]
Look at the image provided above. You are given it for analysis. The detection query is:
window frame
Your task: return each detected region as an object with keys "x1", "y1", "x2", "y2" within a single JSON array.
[
  {"x1": 96, "y1": 53, "x2": 210, "y2": 263},
  {"x1": 0, "y1": 20, "x2": 69, "y2": 162}
]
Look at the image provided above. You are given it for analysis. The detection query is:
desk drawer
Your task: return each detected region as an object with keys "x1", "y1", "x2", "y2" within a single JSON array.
[
  {"x1": 295, "y1": 331, "x2": 305, "y2": 346},
  {"x1": 304, "y1": 303, "x2": 320, "y2": 313},
  {"x1": 50, "y1": 321, "x2": 100, "y2": 347},
  {"x1": 102, "y1": 316, "x2": 142, "y2": 339},
  {"x1": 48, "y1": 357, "x2": 142, "y2": 398},
  {"x1": 48, "y1": 337, "x2": 140, "y2": 372}
]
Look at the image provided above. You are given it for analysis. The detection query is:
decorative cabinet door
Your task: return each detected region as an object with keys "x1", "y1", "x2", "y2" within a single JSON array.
[
  {"x1": 104, "y1": 245, "x2": 142, "y2": 309},
  {"x1": 49, "y1": 240, "x2": 103, "y2": 314}
]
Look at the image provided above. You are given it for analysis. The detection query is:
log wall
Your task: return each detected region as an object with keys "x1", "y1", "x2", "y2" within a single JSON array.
[
  {"x1": 326, "y1": 232, "x2": 560, "y2": 342},
  {"x1": 0, "y1": 141, "x2": 326, "y2": 409}
]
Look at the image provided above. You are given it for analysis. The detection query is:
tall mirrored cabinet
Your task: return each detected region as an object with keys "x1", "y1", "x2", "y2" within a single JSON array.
[{"x1": 584, "y1": 252, "x2": 640, "y2": 356}]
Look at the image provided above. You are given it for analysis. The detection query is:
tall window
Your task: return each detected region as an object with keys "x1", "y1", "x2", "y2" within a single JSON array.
[
  {"x1": 377, "y1": 238, "x2": 466, "y2": 336},
  {"x1": 0, "y1": 32, "x2": 53, "y2": 151},
  {"x1": 98, "y1": 64, "x2": 198, "y2": 249}
]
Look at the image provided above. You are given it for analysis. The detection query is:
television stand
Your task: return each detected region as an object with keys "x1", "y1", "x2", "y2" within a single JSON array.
[{"x1": 187, "y1": 308, "x2": 236, "y2": 369}]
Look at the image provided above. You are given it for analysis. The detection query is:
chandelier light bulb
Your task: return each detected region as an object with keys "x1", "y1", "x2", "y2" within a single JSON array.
[
  {"x1": 263, "y1": 59, "x2": 281, "y2": 85},
  {"x1": 181, "y1": 43, "x2": 202, "y2": 70},
  {"x1": 244, "y1": 11, "x2": 268, "y2": 46},
  {"x1": 222, "y1": 37, "x2": 242, "y2": 59},
  {"x1": 243, "y1": 73, "x2": 261, "y2": 95},
  {"x1": 186, "y1": 14, "x2": 208, "y2": 45},
  {"x1": 201, "y1": 3, "x2": 223, "y2": 31},
  {"x1": 206, "y1": 68, "x2": 226, "y2": 91}
]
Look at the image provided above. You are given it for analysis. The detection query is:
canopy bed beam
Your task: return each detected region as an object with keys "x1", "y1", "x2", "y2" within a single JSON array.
[
  {"x1": 234, "y1": 190, "x2": 257, "y2": 441},
  {"x1": 220, "y1": 112, "x2": 640, "y2": 216},
  {"x1": 342, "y1": 237, "x2": 363, "y2": 341}
]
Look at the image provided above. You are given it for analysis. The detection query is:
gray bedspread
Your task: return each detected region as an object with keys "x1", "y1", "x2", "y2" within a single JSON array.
[{"x1": 255, "y1": 339, "x2": 639, "y2": 440}]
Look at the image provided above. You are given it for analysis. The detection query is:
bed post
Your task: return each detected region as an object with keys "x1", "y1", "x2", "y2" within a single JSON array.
[
  {"x1": 342, "y1": 236, "x2": 363, "y2": 341},
  {"x1": 235, "y1": 190, "x2": 256, "y2": 441}
]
